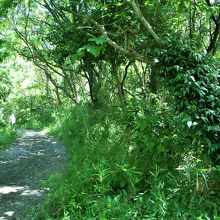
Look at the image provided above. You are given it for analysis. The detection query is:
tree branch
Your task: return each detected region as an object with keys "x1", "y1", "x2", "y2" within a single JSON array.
[
  {"x1": 60, "y1": 6, "x2": 149, "y2": 63},
  {"x1": 204, "y1": 0, "x2": 220, "y2": 54},
  {"x1": 129, "y1": 0, "x2": 162, "y2": 47},
  {"x1": 205, "y1": 0, "x2": 218, "y2": 25}
]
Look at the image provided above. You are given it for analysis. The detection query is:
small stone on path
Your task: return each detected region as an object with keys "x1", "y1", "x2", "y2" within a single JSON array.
[{"x1": 0, "y1": 130, "x2": 68, "y2": 220}]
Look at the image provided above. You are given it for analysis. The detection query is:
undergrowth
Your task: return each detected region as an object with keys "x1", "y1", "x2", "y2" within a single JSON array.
[
  {"x1": 0, "y1": 126, "x2": 17, "y2": 152},
  {"x1": 30, "y1": 102, "x2": 220, "y2": 220},
  {"x1": 19, "y1": 107, "x2": 55, "y2": 131}
]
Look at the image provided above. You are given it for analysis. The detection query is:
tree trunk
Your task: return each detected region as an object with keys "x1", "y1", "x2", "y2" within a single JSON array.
[
  {"x1": 85, "y1": 66, "x2": 101, "y2": 106},
  {"x1": 149, "y1": 65, "x2": 158, "y2": 94},
  {"x1": 111, "y1": 62, "x2": 124, "y2": 106}
]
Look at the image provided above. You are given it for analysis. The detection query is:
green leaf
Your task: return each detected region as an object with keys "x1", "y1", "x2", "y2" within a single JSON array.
[
  {"x1": 77, "y1": 44, "x2": 102, "y2": 58},
  {"x1": 192, "y1": 122, "x2": 198, "y2": 126},
  {"x1": 157, "y1": 144, "x2": 165, "y2": 153},
  {"x1": 174, "y1": 65, "x2": 181, "y2": 72},
  {"x1": 207, "y1": 125, "x2": 220, "y2": 132},
  {"x1": 146, "y1": 137, "x2": 154, "y2": 152},
  {"x1": 85, "y1": 45, "x2": 102, "y2": 58},
  {"x1": 76, "y1": 47, "x2": 86, "y2": 58},
  {"x1": 187, "y1": 121, "x2": 192, "y2": 128},
  {"x1": 190, "y1": 75, "x2": 195, "y2": 82},
  {"x1": 201, "y1": 116, "x2": 209, "y2": 123},
  {"x1": 88, "y1": 36, "x2": 106, "y2": 45}
]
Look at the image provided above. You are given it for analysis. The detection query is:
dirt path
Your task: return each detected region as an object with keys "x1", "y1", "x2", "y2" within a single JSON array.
[{"x1": 0, "y1": 130, "x2": 68, "y2": 220}]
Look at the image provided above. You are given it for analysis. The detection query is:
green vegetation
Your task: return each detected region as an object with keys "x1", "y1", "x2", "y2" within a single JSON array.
[
  {"x1": 30, "y1": 103, "x2": 220, "y2": 219},
  {"x1": 0, "y1": 0, "x2": 220, "y2": 219},
  {"x1": 0, "y1": 127, "x2": 17, "y2": 152}
]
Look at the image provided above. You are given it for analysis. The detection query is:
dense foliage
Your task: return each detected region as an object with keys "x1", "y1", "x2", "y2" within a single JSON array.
[
  {"x1": 158, "y1": 41, "x2": 220, "y2": 162},
  {"x1": 0, "y1": 0, "x2": 220, "y2": 219},
  {"x1": 27, "y1": 104, "x2": 219, "y2": 219}
]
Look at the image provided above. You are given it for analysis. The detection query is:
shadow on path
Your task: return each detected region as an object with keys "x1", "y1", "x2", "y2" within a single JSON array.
[{"x1": 0, "y1": 130, "x2": 68, "y2": 220}]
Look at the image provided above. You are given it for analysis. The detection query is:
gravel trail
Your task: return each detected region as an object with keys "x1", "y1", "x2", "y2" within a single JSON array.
[{"x1": 0, "y1": 130, "x2": 68, "y2": 220}]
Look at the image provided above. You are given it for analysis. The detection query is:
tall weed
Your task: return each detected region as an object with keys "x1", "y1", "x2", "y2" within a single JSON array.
[
  {"x1": 33, "y1": 103, "x2": 220, "y2": 219},
  {"x1": 0, "y1": 126, "x2": 17, "y2": 152}
]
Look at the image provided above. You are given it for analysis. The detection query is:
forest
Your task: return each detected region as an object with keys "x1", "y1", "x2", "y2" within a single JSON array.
[{"x1": 0, "y1": 0, "x2": 220, "y2": 219}]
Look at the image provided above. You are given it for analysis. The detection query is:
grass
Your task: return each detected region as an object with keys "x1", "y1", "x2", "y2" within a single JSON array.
[
  {"x1": 0, "y1": 126, "x2": 17, "y2": 152},
  {"x1": 26, "y1": 103, "x2": 220, "y2": 219}
]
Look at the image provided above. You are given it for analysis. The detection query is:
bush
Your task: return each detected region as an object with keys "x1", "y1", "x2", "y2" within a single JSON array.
[
  {"x1": 30, "y1": 102, "x2": 220, "y2": 219},
  {"x1": 22, "y1": 107, "x2": 55, "y2": 130},
  {"x1": 158, "y1": 42, "x2": 220, "y2": 162},
  {"x1": 0, "y1": 127, "x2": 17, "y2": 152}
]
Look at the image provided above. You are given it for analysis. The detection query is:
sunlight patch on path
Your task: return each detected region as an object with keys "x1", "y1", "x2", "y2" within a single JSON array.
[
  {"x1": 0, "y1": 185, "x2": 44, "y2": 196},
  {"x1": 0, "y1": 130, "x2": 67, "y2": 219}
]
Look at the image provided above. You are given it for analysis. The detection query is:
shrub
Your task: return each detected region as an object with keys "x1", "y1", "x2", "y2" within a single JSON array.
[
  {"x1": 0, "y1": 127, "x2": 17, "y2": 152},
  {"x1": 31, "y1": 103, "x2": 220, "y2": 219},
  {"x1": 158, "y1": 42, "x2": 220, "y2": 163}
]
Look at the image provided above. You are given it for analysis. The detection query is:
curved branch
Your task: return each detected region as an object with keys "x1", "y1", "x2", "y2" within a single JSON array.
[
  {"x1": 121, "y1": 61, "x2": 133, "y2": 97},
  {"x1": 60, "y1": 7, "x2": 149, "y2": 63},
  {"x1": 129, "y1": 0, "x2": 162, "y2": 47}
]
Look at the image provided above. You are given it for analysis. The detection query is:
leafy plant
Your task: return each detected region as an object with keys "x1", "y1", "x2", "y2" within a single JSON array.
[
  {"x1": 29, "y1": 103, "x2": 220, "y2": 219},
  {"x1": 158, "y1": 41, "x2": 220, "y2": 163},
  {"x1": 0, "y1": 126, "x2": 17, "y2": 152}
]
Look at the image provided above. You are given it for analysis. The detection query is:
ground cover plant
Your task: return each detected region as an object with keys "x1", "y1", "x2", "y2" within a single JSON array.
[
  {"x1": 0, "y1": 127, "x2": 17, "y2": 152},
  {"x1": 29, "y1": 102, "x2": 220, "y2": 220},
  {"x1": 0, "y1": 0, "x2": 220, "y2": 219}
]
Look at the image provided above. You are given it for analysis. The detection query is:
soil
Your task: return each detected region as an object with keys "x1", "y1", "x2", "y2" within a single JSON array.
[{"x1": 0, "y1": 130, "x2": 68, "y2": 220}]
